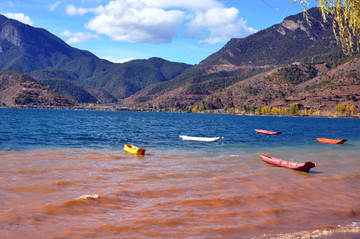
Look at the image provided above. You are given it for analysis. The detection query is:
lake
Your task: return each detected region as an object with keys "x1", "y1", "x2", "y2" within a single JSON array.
[{"x1": 1, "y1": 108, "x2": 360, "y2": 238}]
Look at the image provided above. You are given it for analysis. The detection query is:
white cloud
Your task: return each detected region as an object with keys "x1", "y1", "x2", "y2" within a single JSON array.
[
  {"x1": 83, "y1": 0, "x2": 185, "y2": 43},
  {"x1": 3, "y1": 13, "x2": 33, "y2": 26},
  {"x1": 61, "y1": 30, "x2": 72, "y2": 37},
  {"x1": 186, "y1": 7, "x2": 257, "y2": 44},
  {"x1": 66, "y1": 4, "x2": 104, "y2": 16},
  {"x1": 66, "y1": 4, "x2": 89, "y2": 15},
  {"x1": 142, "y1": 0, "x2": 222, "y2": 10},
  {"x1": 101, "y1": 56, "x2": 136, "y2": 63},
  {"x1": 49, "y1": 1, "x2": 61, "y2": 11},
  {"x1": 61, "y1": 30, "x2": 99, "y2": 44},
  {"x1": 66, "y1": 0, "x2": 257, "y2": 44}
]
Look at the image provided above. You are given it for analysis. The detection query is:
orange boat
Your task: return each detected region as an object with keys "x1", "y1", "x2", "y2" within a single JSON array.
[
  {"x1": 260, "y1": 155, "x2": 316, "y2": 172},
  {"x1": 255, "y1": 129, "x2": 282, "y2": 135},
  {"x1": 316, "y1": 138, "x2": 348, "y2": 145}
]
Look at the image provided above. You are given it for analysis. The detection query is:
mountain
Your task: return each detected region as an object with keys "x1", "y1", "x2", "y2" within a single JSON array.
[
  {"x1": 0, "y1": 71, "x2": 74, "y2": 106},
  {"x1": 0, "y1": 14, "x2": 191, "y2": 104},
  {"x1": 203, "y1": 55, "x2": 360, "y2": 111},
  {"x1": 198, "y1": 8, "x2": 337, "y2": 71},
  {"x1": 122, "y1": 8, "x2": 351, "y2": 109},
  {"x1": 1, "y1": 8, "x2": 358, "y2": 112}
]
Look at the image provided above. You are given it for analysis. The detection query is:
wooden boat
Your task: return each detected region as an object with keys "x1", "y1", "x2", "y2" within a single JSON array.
[
  {"x1": 260, "y1": 155, "x2": 316, "y2": 172},
  {"x1": 316, "y1": 138, "x2": 348, "y2": 145},
  {"x1": 255, "y1": 129, "x2": 282, "y2": 135},
  {"x1": 124, "y1": 144, "x2": 146, "y2": 155},
  {"x1": 179, "y1": 135, "x2": 223, "y2": 142}
]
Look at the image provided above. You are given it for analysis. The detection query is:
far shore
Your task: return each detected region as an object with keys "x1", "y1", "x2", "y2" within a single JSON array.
[{"x1": 2, "y1": 104, "x2": 359, "y2": 119}]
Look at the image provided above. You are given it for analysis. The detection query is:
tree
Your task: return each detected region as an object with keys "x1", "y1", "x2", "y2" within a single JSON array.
[
  {"x1": 199, "y1": 105, "x2": 205, "y2": 111},
  {"x1": 290, "y1": 104, "x2": 300, "y2": 116},
  {"x1": 250, "y1": 105, "x2": 256, "y2": 113},
  {"x1": 345, "y1": 104, "x2": 351, "y2": 116},
  {"x1": 271, "y1": 107, "x2": 282, "y2": 115},
  {"x1": 350, "y1": 104, "x2": 356, "y2": 115},
  {"x1": 335, "y1": 103, "x2": 347, "y2": 115},
  {"x1": 262, "y1": 106, "x2": 271, "y2": 115},
  {"x1": 297, "y1": 0, "x2": 360, "y2": 55},
  {"x1": 284, "y1": 108, "x2": 290, "y2": 115},
  {"x1": 174, "y1": 101, "x2": 180, "y2": 109},
  {"x1": 309, "y1": 108, "x2": 313, "y2": 116},
  {"x1": 257, "y1": 106, "x2": 262, "y2": 115}
]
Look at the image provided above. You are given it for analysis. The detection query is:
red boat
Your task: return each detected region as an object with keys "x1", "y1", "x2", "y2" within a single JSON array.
[
  {"x1": 260, "y1": 155, "x2": 316, "y2": 172},
  {"x1": 316, "y1": 138, "x2": 348, "y2": 144},
  {"x1": 255, "y1": 129, "x2": 282, "y2": 135}
]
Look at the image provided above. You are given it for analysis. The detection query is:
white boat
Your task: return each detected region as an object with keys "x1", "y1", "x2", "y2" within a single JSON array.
[{"x1": 179, "y1": 135, "x2": 223, "y2": 142}]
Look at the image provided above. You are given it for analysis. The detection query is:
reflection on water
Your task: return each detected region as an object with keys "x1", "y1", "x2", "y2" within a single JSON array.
[{"x1": 1, "y1": 147, "x2": 360, "y2": 238}]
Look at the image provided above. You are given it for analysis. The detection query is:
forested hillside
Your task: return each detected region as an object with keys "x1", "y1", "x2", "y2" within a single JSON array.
[{"x1": 0, "y1": 14, "x2": 191, "y2": 104}]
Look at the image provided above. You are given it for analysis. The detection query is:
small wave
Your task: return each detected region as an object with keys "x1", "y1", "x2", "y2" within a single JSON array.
[
  {"x1": 176, "y1": 196, "x2": 242, "y2": 208},
  {"x1": 37, "y1": 194, "x2": 130, "y2": 216},
  {"x1": 75, "y1": 194, "x2": 99, "y2": 200},
  {"x1": 0, "y1": 211, "x2": 22, "y2": 223},
  {"x1": 81, "y1": 156, "x2": 99, "y2": 160},
  {"x1": 254, "y1": 192, "x2": 296, "y2": 203},
  {"x1": 53, "y1": 180, "x2": 73, "y2": 186},
  {"x1": 319, "y1": 173, "x2": 360, "y2": 183},
  {"x1": 258, "y1": 208, "x2": 288, "y2": 216},
  {"x1": 39, "y1": 198, "x2": 102, "y2": 215},
  {"x1": 12, "y1": 168, "x2": 47, "y2": 175},
  {"x1": 101, "y1": 168, "x2": 126, "y2": 172},
  {"x1": 254, "y1": 222, "x2": 360, "y2": 238},
  {"x1": 6, "y1": 184, "x2": 53, "y2": 193},
  {"x1": 88, "y1": 151, "x2": 102, "y2": 155},
  {"x1": 333, "y1": 209, "x2": 360, "y2": 218},
  {"x1": 211, "y1": 176, "x2": 225, "y2": 182},
  {"x1": 103, "y1": 154, "x2": 124, "y2": 160}
]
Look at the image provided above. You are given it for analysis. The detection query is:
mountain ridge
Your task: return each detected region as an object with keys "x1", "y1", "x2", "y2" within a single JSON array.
[
  {"x1": 0, "y1": 14, "x2": 191, "y2": 103},
  {"x1": 121, "y1": 7, "x2": 360, "y2": 112}
]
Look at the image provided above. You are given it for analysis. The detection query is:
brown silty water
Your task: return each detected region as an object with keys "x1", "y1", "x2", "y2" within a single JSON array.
[{"x1": 0, "y1": 148, "x2": 359, "y2": 238}]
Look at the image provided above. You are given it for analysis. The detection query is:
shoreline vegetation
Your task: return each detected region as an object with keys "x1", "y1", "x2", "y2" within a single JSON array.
[{"x1": 3, "y1": 102, "x2": 359, "y2": 119}]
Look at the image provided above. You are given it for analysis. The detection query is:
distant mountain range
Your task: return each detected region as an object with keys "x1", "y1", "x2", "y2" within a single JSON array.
[
  {"x1": 0, "y1": 14, "x2": 191, "y2": 104},
  {"x1": 0, "y1": 8, "x2": 359, "y2": 111}
]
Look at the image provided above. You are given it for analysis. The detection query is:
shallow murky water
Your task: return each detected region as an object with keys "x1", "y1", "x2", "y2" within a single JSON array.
[{"x1": 1, "y1": 147, "x2": 359, "y2": 238}]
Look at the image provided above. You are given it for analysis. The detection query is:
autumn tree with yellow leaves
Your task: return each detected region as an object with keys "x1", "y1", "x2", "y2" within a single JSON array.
[
  {"x1": 335, "y1": 103, "x2": 357, "y2": 116},
  {"x1": 296, "y1": 0, "x2": 360, "y2": 55}
]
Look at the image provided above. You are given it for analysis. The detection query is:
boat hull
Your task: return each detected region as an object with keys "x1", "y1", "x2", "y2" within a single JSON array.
[
  {"x1": 124, "y1": 144, "x2": 146, "y2": 155},
  {"x1": 255, "y1": 129, "x2": 282, "y2": 135},
  {"x1": 179, "y1": 135, "x2": 223, "y2": 142},
  {"x1": 260, "y1": 155, "x2": 316, "y2": 172},
  {"x1": 316, "y1": 138, "x2": 348, "y2": 144}
]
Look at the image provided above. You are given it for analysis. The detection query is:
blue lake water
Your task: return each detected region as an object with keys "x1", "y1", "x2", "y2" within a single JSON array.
[{"x1": 1, "y1": 108, "x2": 359, "y2": 152}]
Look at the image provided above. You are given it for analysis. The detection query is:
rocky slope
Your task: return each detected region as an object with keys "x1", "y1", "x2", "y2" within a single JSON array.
[
  {"x1": 0, "y1": 71, "x2": 74, "y2": 106},
  {"x1": 204, "y1": 56, "x2": 360, "y2": 111}
]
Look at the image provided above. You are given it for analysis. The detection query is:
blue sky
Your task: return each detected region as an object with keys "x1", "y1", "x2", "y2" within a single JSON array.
[{"x1": 1, "y1": 0, "x2": 317, "y2": 65}]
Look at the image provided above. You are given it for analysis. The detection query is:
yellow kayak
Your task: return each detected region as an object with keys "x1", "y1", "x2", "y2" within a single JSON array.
[{"x1": 124, "y1": 144, "x2": 146, "y2": 155}]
